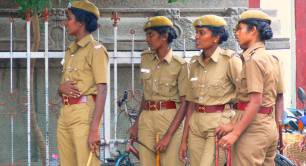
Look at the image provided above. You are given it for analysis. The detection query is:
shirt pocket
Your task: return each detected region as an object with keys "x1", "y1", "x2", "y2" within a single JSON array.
[
  {"x1": 158, "y1": 74, "x2": 177, "y2": 97},
  {"x1": 72, "y1": 63, "x2": 88, "y2": 84},
  {"x1": 207, "y1": 80, "x2": 226, "y2": 97},
  {"x1": 190, "y1": 78, "x2": 205, "y2": 98},
  {"x1": 70, "y1": 54, "x2": 87, "y2": 77},
  {"x1": 141, "y1": 72, "x2": 152, "y2": 91}
]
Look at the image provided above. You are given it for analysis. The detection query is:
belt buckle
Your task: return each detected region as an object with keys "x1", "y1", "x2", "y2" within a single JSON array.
[
  {"x1": 150, "y1": 101, "x2": 158, "y2": 111},
  {"x1": 199, "y1": 105, "x2": 205, "y2": 112},
  {"x1": 80, "y1": 96, "x2": 87, "y2": 103},
  {"x1": 63, "y1": 96, "x2": 69, "y2": 106}
]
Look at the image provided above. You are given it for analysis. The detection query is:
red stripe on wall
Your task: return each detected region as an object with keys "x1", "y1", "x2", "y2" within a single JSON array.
[
  {"x1": 295, "y1": 0, "x2": 306, "y2": 107},
  {"x1": 249, "y1": 0, "x2": 260, "y2": 8}
]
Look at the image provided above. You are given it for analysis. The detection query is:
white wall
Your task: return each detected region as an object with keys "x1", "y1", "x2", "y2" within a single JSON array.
[
  {"x1": 261, "y1": 0, "x2": 292, "y2": 38},
  {"x1": 261, "y1": 0, "x2": 296, "y2": 109}
]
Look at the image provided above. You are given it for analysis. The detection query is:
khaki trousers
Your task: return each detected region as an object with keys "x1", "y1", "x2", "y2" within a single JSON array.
[
  {"x1": 138, "y1": 109, "x2": 183, "y2": 166},
  {"x1": 188, "y1": 110, "x2": 233, "y2": 166},
  {"x1": 57, "y1": 96, "x2": 100, "y2": 166},
  {"x1": 231, "y1": 110, "x2": 278, "y2": 166}
]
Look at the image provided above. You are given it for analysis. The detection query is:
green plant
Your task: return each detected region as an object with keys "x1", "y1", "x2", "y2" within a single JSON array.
[
  {"x1": 168, "y1": 0, "x2": 188, "y2": 3},
  {"x1": 15, "y1": 0, "x2": 51, "y2": 16}
]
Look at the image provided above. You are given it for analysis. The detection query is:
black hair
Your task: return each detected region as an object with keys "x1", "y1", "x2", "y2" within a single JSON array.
[
  {"x1": 145, "y1": 26, "x2": 178, "y2": 44},
  {"x1": 70, "y1": 7, "x2": 98, "y2": 33},
  {"x1": 195, "y1": 26, "x2": 229, "y2": 44},
  {"x1": 239, "y1": 19, "x2": 273, "y2": 41}
]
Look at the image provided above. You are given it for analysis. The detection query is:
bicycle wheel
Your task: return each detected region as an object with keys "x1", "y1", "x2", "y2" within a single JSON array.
[
  {"x1": 115, "y1": 153, "x2": 135, "y2": 166},
  {"x1": 275, "y1": 153, "x2": 296, "y2": 166}
]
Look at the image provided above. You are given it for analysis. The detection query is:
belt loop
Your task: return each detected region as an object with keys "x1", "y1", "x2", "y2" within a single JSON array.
[
  {"x1": 200, "y1": 105, "x2": 205, "y2": 112},
  {"x1": 225, "y1": 104, "x2": 230, "y2": 110},
  {"x1": 159, "y1": 101, "x2": 162, "y2": 111}
]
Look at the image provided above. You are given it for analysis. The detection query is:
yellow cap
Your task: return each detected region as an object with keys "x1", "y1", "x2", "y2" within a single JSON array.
[
  {"x1": 144, "y1": 16, "x2": 173, "y2": 30},
  {"x1": 193, "y1": 15, "x2": 227, "y2": 27},
  {"x1": 239, "y1": 10, "x2": 271, "y2": 23},
  {"x1": 69, "y1": 0, "x2": 100, "y2": 18}
]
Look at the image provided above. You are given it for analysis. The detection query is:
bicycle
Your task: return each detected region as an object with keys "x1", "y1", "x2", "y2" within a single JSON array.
[
  {"x1": 276, "y1": 87, "x2": 306, "y2": 166},
  {"x1": 98, "y1": 139, "x2": 138, "y2": 166},
  {"x1": 93, "y1": 90, "x2": 142, "y2": 166}
]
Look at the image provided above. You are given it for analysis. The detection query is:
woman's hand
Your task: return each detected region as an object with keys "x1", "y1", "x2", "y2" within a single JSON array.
[{"x1": 59, "y1": 81, "x2": 80, "y2": 98}]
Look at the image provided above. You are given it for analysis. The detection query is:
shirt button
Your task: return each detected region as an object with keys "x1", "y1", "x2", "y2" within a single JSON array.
[
  {"x1": 71, "y1": 54, "x2": 74, "y2": 57},
  {"x1": 204, "y1": 70, "x2": 207, "y2": 73},
  {"x1": 157, "y1": 66, "x2": 160, "y2": 69}
]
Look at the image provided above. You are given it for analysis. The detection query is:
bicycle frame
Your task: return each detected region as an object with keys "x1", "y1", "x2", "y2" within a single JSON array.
[{"x1": 115, "y1": 151, "x2": 135, "y2": 166}]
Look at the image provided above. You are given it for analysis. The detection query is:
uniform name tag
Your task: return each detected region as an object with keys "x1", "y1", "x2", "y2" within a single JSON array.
[
  {"x1": 94, "y1": 44, "x2": 102, "y2": 49},
  {"x1": 190, "y1": 77, "x2": 198, "y2": 81},
  {"x1": 141, "y1": 68, "x2": 150, "y2": 73}
]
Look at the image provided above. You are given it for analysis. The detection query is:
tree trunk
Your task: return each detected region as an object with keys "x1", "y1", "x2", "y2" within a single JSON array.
[{"x1": 30, "y1": 14, "x2": 46, "y2": 166}]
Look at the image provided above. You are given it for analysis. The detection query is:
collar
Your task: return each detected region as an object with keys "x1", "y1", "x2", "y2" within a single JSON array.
[
  {"x1": 68, "y1": 34, "x2": 93, "y2": 49},
  {"x1": 242, "y1": 42, "x2": 265, "y2": 59},
  {"x1": 196, "y1": 46, "x2": 222, "y2": 67},
  {"x1": 152, "y1": 49, "x2": 173, "y2": 64},
  {"x1": 210, "y1": 46, "x2": 222, "y2": 63},
  {"x1": 67, "y1": 34, "x2": 94, "y2": 54},
  {"x1": 76, "y1": 34, "x2": 94, "y2": 47}
]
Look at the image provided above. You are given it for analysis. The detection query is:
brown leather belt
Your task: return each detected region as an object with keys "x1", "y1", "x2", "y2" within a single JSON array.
[
  {"x1": 196, "y1": 104, "x2": 225, "y2": 113},
  {"x1": 62, "y1": 95, "x2": 96, "y2": 105},
  {"x1": 236, "y1": 101, "x2": 273, "y2": 114},
  {"x1": 144, "y1": 100, "x2": 176, "y2": 111}
]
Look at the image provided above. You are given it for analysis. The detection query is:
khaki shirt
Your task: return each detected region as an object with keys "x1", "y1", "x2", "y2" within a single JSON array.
[
  {"x1": 186, "y1": 47, "x2": 242, "y2": 105},
  {"x1": 61, "y1": 34, "x2": 109, "y2": 95},
  {"x1": 275, "y1": 56, "x2": 284, "y2": 94},
  {"x1": 237, "y1": 42, "x2": 284, "y2": 107},
  {"x1": 140, "y1": 49, "x2": 189, "y2": 102}
]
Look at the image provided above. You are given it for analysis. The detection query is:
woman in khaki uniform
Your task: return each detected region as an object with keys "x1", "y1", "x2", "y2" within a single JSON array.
[
  {"x1": 178, "y1": 15, "x2": 242, "y2": 166},
  {"x1": 57, "y1": 1, "x2": 108, "y2": 165},
  {"x1": 217, "y1": 10, "x2": 284, "y2": 166},
  {"x1": 128, "y1": 16, "x2": 189, "y2": 166}
]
